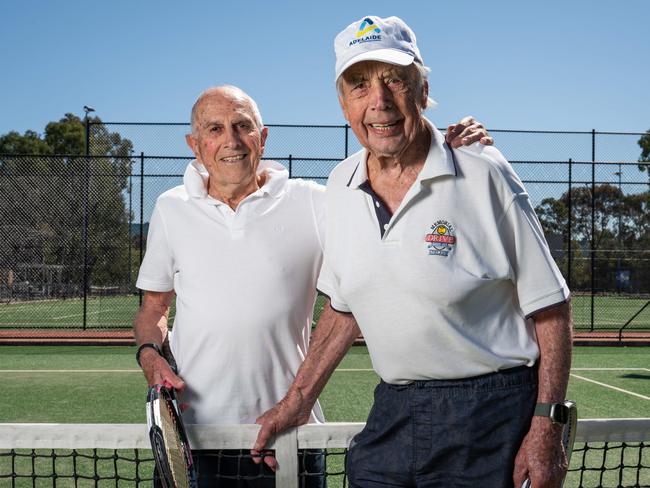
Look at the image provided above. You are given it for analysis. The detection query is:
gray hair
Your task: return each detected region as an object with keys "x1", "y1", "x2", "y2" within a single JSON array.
[
  {"x1": 336, "y1": 62, "x2": 436, "y2": 109},
  {"x1": 190, "y1": 85, "x2": 264, "y2": 134}
]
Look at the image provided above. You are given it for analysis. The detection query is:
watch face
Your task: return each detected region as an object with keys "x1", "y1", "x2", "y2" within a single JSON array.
[{"x1": 550, "y1": 403, "x2": 569, "y2": 424}]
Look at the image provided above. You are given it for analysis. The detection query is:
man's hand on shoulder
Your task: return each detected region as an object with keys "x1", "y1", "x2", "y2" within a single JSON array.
[
  {"x1": 446, "y1": 116, "x2": 494, "y2": 148},
  {"x1": 513, "y1": 417, "x2": 568, "y2": 488}
]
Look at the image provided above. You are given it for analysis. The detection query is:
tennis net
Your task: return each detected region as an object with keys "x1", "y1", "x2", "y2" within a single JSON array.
[{"x1": 1, "y1": 419, "x2": 648, "y2": 487}]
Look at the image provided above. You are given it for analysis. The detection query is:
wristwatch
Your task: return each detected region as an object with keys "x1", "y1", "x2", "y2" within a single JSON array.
[
  {"x1": 135, "y1": 342, "x2": 162, "y2": 367},
  {"x1": 533, "y1": 401, "x2": 575, "y2": 425}
]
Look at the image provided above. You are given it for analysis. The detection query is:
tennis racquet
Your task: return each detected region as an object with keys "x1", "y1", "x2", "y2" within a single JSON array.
[
  {"x1": 147, "y1": 383, "x2": 197, "y2": 488},
  {"x1": 521, "y1": 400, "x2": 578, "y2": 488}
]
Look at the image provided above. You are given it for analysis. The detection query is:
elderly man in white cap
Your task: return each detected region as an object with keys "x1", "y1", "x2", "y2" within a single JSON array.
[{"x1": 254, "y1": 15, "x2": 573, "y2": 488}]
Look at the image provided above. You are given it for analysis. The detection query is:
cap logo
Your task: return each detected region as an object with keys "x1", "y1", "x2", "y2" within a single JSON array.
[
  {"x1": 356, "y1": 18, "x2": 381, "y2": 38},
  {"x1": 349, "y1": 18, "x2": 382, "y2": 46}
]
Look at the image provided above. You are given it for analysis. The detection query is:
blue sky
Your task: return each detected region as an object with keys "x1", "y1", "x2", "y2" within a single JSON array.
[{"x1": 2, "y1": 0, "x2": 649, "y2": 139}]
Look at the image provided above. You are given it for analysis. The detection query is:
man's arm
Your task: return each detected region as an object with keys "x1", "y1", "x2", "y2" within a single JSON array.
[
  {"x1": 513, "y1": 300, "x2": 573, "y2": 488},
  {"x1": 133, "y1": 290, "x2": 185, "y2": 391},
  {"x1": 252, "y1": 299, "x2": 360, "y2": 468},
  {"x1": 446, "y1": 116, "x2": 494, "y2": 147}
]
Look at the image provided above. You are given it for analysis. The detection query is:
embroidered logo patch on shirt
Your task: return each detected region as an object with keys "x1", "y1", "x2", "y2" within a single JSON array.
[{"x1": 425, "y1": 220, "x2": 456, "y2": 256}]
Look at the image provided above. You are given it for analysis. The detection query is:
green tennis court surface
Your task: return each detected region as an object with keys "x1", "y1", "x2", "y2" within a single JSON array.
[
  {"x1": 0, "y1": 345, "x2": 648, "y2": 487},
  {"x1": 0, "y1": 295, "x2": 138, "y2": 328},
  {"x1": 1, "y1": 294, "x2": 648, "y2": 329},
  {"x1": 0, "y1": 346, "x2": 647, "y2": 423}
]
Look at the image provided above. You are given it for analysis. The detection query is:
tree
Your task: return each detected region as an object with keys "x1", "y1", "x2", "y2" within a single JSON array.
[
  {"x1": 536, "y1": 184, "x2": 649, "y2": 293},
  {"x1": 638, "y1": 129, "x2": 650, "y2": 173},
  {"x1": 0, "y1": 113, "x2": 132, "y2": 157},
  {"x1": 0, "y1": 130, "x2": 52, "y2": 155},
  {"x1": 0, "y1": 114, "x2": 135, "y2": 298},
  {"x1": 638, "y1": 130, "x2": 650, "y2": 161}
]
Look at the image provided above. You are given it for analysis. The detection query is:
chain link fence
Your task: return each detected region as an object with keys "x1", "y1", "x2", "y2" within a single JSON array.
[{"x1": 0, "y1": 123, "x2": 647, "y2": 332}]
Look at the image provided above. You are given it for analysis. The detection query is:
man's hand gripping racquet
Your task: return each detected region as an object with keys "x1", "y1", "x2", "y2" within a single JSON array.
[{"x1": 146, "y1": 337, "x2": 197, "y2": 488}]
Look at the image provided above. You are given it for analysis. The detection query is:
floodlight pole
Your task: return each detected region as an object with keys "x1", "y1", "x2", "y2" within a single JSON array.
[
  {"x1": 83, "y1": 105, "x2": 95, "y2": 157},
  {"x1": 81, "y1": 105, "x2": 95, "y2": 329},
  {"x1": 128, "y1": 149, "x2": 133, "y2": 288},
  {"x1": 590, "y1": 130, "x2": 595, "y2": 331},
  {"x1": 614, "y1": 164, "x2": 622, "y2": 293}
]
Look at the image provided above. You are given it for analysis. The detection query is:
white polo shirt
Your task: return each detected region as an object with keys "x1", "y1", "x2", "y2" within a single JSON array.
[
  {"x1": 137, "y1": 159, "x2": 326, "y2": 424},
  {"x1": 317, "y1": 121, "x2": 570, "y2": 385}
]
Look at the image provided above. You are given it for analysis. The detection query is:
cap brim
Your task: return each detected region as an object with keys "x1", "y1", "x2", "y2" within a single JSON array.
[{"x1": 336, "y1": 49, "x2": 415, "y2": 80}]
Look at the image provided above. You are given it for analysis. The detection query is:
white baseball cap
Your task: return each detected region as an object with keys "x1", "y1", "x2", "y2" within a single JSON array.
[{"x1": 334, "y1": 15, "x2": 423, "y2": 81}]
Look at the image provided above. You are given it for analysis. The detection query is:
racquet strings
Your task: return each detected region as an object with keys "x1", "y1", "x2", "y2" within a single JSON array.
[{"x1": 159, "y1": 397, "x2": 192, "y2": 488}]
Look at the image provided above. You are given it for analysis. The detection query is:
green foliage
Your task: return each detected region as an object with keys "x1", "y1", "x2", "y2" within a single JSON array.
[
  {"x1": 535, "y1": 184, "x2": 649, "y2": 292},
  {"x1": 44, "y1": 113, "x2": 86, "y2": 154},
  {"x1": 638, "y1": 130, "x2": 650, "y2": 174},
  {"x1": 0, "y1": 115, "x2": 136, "y2": 294},
  {"x1": 638, "y1": 130, "x2": 650, "y2": 162},
  {"x1": 0, "y1": 130, "x2": 52, "y2": 155},
  {"x1": 536, "y1": 184, "x2": 649, "y2": 247}
]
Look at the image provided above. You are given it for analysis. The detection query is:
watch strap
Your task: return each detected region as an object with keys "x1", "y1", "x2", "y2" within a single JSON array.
[
  {"x1": 136, "y1": 342, "x2": 162, "y2": 367},
  {"x1": 534, "y1": 402, "x2": 570, "y2": 424},
  {"x1": 534, "y1": 403, "x2": 554, "y2": 416}
]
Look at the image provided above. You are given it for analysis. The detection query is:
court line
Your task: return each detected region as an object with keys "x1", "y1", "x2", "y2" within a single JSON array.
[
  {"x1": 570, "y1": 373, "x2": 650, "y2": 401},
  {"x1": 572, "y1": 367, "x2": 650, "y2": 372},
  {"x1": 335, "y1": 368, "x2": 650, "y2": 374},
  {"x1": 52, "y1": 309, "x2": 115, "y2": 320},
  {"x1": 0, "y1": 304, "x2": 49, "y2": 313},
  {"x1": 1, "y1": 369, "x2": 141, "y2": 373}
]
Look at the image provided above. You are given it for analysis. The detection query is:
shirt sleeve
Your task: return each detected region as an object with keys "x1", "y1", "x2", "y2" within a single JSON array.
[
  {"x1": 499, "y1": 192, "x2": 570, "y2": 317},
  {"x1": 316, "y1": 186, "x2": 351, "y2": 313},
  {"x1": 309, "y1": 182, "x2": 326, "y2": 252},
  {"x1": 135, "y1": 203, "x2": 175, "y2": 292}
]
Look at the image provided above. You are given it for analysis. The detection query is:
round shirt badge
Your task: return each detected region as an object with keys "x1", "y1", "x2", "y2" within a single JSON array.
[{"x1": 425, "y1": 220, "x2": 456, "y2": 256}]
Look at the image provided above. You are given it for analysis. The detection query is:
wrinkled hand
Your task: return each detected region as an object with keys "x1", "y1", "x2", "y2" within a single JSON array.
[
  {"x1": 139, "y1": 348, "x2": 186, "y2": 393},
  {"x1": 446, "y1": 116, "x2": 494, "y2": 148},
  {"x1": 513, "y1": 418, "x2": 567, "y2": 488},
  {"x1": 252, "y1": 390, "x2": 313, "y2": 471}
]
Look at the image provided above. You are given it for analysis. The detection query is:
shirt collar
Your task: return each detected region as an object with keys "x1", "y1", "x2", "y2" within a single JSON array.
[
  {"x1": 183, "y1": 159, "x2": 289, "y2": 201},
  {"x1": 346, "y1": 117, "x2": 457, "y2": 189}
]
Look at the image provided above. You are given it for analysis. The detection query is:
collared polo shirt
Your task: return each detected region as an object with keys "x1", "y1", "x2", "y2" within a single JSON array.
[
  {"x1": 317, "y1": 122, "x2": 569, "y2": 384},
  {"x1": 137, "y1": 159, "x2": 326, "y2": 424}
]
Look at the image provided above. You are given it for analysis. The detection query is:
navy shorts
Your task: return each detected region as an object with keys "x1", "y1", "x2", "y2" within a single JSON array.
[{"x1": 346, "y1": 366, "x2": 538, "y2": 488}]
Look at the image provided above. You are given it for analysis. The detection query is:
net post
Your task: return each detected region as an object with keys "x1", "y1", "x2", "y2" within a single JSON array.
[{"x1": 273, "y1": 427, "x2": 298, "y2": 488}]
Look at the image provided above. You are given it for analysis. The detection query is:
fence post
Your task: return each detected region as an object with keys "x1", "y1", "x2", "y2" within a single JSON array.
[
  {"x1": 288, "y1": 154, "x2": 292, "y2": 178},
  {"x1": 139, "y1": 152, "x2": 145, "y2": 307},
  {"x1": 344, "y1": 124, "x2": 349, "y2": 158},
  {"x1": 128, "y1": 156, "x2": 133, "y2": 288},
  {"x1": 590, "y1": 130, "x2": 596, "y2": 331},
  {"x1": 567, "y1": 158, "x2": 573, "y2": 290},
  {"x1": 81, "y1": 155, "x2": 90, "y2": 330}
]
